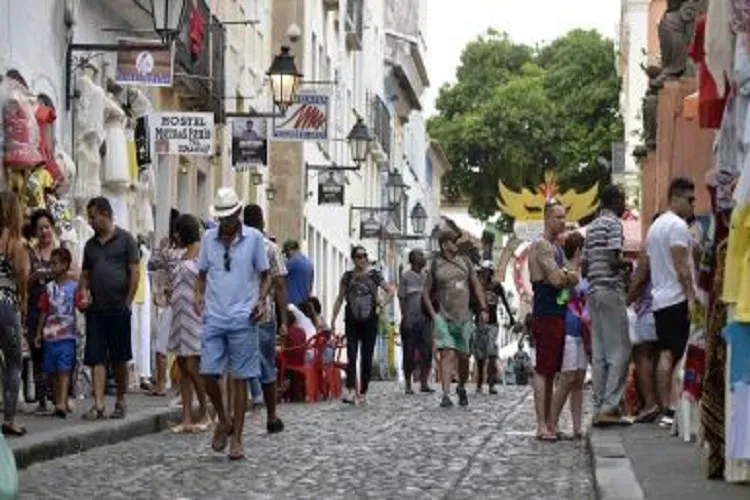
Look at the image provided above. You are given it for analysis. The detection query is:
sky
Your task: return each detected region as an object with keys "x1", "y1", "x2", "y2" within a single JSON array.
[{"x1": 423, "y1": 0, "x2": 621, "y2": 116}]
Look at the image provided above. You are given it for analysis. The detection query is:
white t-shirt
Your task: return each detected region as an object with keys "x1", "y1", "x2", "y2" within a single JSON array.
[{"x1": 645, "y1": 211, "x2": 693, "y2": 312}]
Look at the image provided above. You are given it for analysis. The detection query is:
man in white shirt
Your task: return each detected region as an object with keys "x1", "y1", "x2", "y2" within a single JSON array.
[{"x1": 644, "y1": 177, "x2": 696, "y2": 425}]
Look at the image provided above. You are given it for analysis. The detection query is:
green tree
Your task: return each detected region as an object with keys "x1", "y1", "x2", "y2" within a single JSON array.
[{"x1": 428, "y1": 29, "x2": 623, "y2": 222}]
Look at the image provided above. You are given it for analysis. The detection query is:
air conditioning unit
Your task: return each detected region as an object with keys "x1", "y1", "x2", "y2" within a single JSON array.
[{"x1": 323, "y1": 0, "x2": 339, "y2": 11}]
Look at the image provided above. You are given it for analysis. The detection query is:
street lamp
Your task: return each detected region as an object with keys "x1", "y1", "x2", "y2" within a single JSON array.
[
  {"x1": 267, "y1": 46, "x2": 303, "y2": 113},
  {"x1": 250, "y1": 171, "x2": 263, "y2": 186},
  {"x1": 149, "y1": 0, "x2": 187, "y2": 44},
  {"x1": 266, "y1": 184, "x2": 277, "y2": 201},
  {"x1": 429, "y1": 225, "x2": 441, "y2": 254},
  {"x1": 385, "y1": 169, "x2": 408, "y2": 206},
  {"x1": 347, "y1": 117, "x2": 373, "y2": 165},
  {"x1": 410, "y1": 202, "x2": 428, "y2": 235}
]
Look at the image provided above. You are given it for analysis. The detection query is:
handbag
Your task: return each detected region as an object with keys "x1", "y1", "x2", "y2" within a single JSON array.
[{"x1": 0, "y1": 434, "x2": 18, "y2": 500}]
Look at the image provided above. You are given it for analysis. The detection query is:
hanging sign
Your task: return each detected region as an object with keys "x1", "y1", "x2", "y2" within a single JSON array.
[
  {"x1": 114, "y1": 39, "x2": 174, "y2": 87},
  {"x1": 150, "y1": 112, "x2": 215, "y2": 156},
  {"x1": 360, "y1": 214, "x2": 382, "y2": 239},
  {"x1": 272, "y1": 92, "x2": 330, "y2": 141},
  {"x1": 318, "y1": 173, "x2": 345, "y2": 205},
  {"x1": 231, "y1": 117, "x2": 267, "y2": 168}
]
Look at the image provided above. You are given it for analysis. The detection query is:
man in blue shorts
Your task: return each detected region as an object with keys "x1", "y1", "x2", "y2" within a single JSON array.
[{"x1": 195, "y1": 188, "x2": 271, "y2": 460}]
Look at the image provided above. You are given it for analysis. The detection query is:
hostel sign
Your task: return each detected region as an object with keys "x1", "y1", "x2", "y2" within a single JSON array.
[
  {"x1": 150, "y1": 112, "x2": 215, "y2": 156},
  {"x1": 272, "y1": 92, "x2": 330, "y2": 141}
]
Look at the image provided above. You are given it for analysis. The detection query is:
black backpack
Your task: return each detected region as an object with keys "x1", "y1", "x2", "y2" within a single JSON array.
[{"x1": 344, "y1": 270, "x2": 378, "y2": 322}]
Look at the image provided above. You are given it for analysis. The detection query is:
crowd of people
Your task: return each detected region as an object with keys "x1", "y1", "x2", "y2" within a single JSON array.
[{"x1": 526, "y1": 178, "x2": 698, "y2": 441}]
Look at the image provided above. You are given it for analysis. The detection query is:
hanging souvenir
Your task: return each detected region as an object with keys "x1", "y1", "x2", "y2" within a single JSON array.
[
  {"x1": 2, "y1": 77, "x2": 42, "y2": 169},
  {"x1": 134, "y1": 116, "x2": 151, "y2": 167},
  {"x1": 35, "y1": 103, "x2": 61, "y2": 181},
  {"x1": 101, "y1": 95, "x2": 130, "y2": 190}
]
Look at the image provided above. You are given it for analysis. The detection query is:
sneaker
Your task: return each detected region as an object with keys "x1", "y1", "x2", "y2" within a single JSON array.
[
  {"x1": 634, "y1": 405, "x2": 660, "y2": 424},
  {"x1": 457, "y1": 387, "x2": 469, "y2": 407},
  {"x1": 488, "y1": 386, "x2": 498, "y2": 395},
  {"x1": 267, "y1": 418, "x2": 284, "y2": 434},
  {"x1": 475, "y1": 387, "x2": 483, "y2": 395},
  {"x1": 420, "y1": 385, "x2": 435, "y2": 393},
  {"x1": 440, "y1": 394, "x2": 454, "y2": 408},
  {"x1": 405, "y1": 387, "x2": 415, "y2": 395}
]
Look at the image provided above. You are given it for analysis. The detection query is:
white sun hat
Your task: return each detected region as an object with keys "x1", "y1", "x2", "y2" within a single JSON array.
[{"x1": 210, "y1": 187, "x2": 243, "y2": 218}]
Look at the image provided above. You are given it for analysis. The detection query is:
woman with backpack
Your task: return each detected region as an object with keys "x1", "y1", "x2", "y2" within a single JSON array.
[{"x1": 331, "y1": 245, "x2": 394, "y2": 405}]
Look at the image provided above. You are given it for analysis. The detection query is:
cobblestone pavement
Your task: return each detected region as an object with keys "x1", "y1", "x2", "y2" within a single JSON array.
[{"x1": 18, "y1": 383, "x2": 594, "y2": 499}]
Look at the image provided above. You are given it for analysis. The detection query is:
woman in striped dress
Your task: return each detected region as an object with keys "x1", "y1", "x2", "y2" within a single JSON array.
[{"x1": 149, "y1": 214, "x2": 209, "y2": 433}]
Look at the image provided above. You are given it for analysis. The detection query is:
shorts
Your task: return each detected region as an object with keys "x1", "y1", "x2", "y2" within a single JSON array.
[
  {"x1": 471, "y1": 324, "x2": 499, "y2": 360},
  {"x1": 560, "y1": 335, "x2": 587, "y2": 372},
  {"x1": 530, "y1": 316, "x2": 565, "y2": 378},
  {"x1": 258, "y1": 322, "x2": 277, "y2": 385},
  {"x1": 654, "y1": 301, "x2": 690, "y2": 359},
  {"x1": 43, "y1": 339, "x2": 77, "y2": 374},
  {"x1": 200, "y1": 316, "x2": 260, "y2": 380},
  {"x1": 435, "y1": 317, "x2": 473, "y2": 355},
  {"x1": 84, "y1": 307, "x2": 133, "y2": 366},
  {"x1": 629, "y1": 308, "x2": 657, "y2": 346}
]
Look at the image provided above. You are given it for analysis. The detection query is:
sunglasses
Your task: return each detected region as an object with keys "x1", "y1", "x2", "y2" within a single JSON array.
[
  {"x1": 354, "y1": 253, "x2": 368, "y2": 260},
  {"x1": 224, "y1": 247, "x2": 231, "y2": 272}
]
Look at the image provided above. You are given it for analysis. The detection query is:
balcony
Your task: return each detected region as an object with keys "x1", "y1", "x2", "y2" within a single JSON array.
[
  {"x1": 385, "y1": 34, "x2": 429, "y2": 118},
  {"x1": 345, "y1": 0, "x2": 364, "y2": 51},
  {"x1": 172, "y1": 0, "x2": 226, "y2": 123},
  {"x1": 369, "y1": 95, "x2": 392, "y2": 162}
]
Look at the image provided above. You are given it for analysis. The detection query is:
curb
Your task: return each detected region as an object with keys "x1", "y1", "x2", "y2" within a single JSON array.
[
  {"x1": 587, "y1": 428, "x2": 646, "y2": 500},
  {"x1": 10, "y1": 406, "x2": 180, "y2": 469}
]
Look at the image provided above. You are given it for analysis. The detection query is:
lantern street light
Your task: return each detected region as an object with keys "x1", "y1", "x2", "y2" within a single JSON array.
[
  {"x1": 385, "y1": 169, "x2": 408, "y2": 206},
  {"x1": 429, "y1": 225, "x2": 441, "y2": 254},
  {"x1": 347, "y1": 117, "x2": 373, "y2": 165},
  {"x1": 250, "y1": 171, "x2": 263, "y2": 186},
  {"x1": 266, "y1": 184, "x2": 277, "y2": 201},
  {"x1": 149, "y1": 0, "x2": 187, "y2": 44},
  {"x1": 266, "y1": 46, "x2": 303, "y2": 113},
  {"x1": 410, "y1": 202, "x2": 428, "y2": 235}
]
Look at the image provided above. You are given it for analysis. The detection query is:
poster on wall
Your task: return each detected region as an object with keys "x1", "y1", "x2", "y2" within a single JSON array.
[
  {"x1": 114, "y1": 39, "x2": 174, "y2": 87},
  {"x1": 150, "y1": 112, "x2": 215, "y2": 156},
  {"x1": 272, "y1": 92, "x2": 330, "y2": 141},
  {"x1": 230, "y1": 117, "x2": 267, "y2": 168}
]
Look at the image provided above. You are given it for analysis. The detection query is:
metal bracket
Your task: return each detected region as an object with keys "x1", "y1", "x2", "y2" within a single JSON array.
[
  {"x1": 306, "y1": 163, "x2": 360, "y2": 172},
  {"x1": 225, "y1": 111, "x2": 285, "y2": 119}
]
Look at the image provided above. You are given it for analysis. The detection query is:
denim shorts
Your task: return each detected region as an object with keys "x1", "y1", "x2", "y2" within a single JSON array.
[
  {"x1": 43, "y1": 339, "x2": 77, "y2": 374},
  {"x1": 200, "y1": 316, "x2": 260, "y2": 380},
  {"x1": 258, "y1": 322, "x2": 277, "y2": 384}
]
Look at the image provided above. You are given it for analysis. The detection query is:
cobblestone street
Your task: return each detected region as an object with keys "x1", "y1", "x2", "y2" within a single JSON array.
[{"x1": 18, "y1": 384, "x2": 593, "y2": 499}]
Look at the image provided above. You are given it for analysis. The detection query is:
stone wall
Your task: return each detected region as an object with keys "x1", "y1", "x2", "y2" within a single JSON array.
[{"x1": 640, "y1": 78, "x2": 714, "y2": 238}]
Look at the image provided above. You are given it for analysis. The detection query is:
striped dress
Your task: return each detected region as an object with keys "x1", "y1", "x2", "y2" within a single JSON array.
[{"x1": 149, "y1": 248, "x2": 203, "y2": 357}]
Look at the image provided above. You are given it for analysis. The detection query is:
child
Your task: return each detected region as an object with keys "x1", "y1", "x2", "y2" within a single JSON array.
[{"x1": 35, "y1": 248, "x2": 77, "y2": 418}]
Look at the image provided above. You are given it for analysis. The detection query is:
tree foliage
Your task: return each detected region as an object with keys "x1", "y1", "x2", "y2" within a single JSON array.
[{"x1": 428, "y1": 29, "x2": 623, "y2": 221}]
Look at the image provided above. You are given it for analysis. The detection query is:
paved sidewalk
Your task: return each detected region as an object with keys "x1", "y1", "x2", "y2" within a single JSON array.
[
  {"x1": 590, "y1": 423, "x2": 750, "y2": 500},
  {"x1": 9, "y1": 392, "x2": 180, "y2": 469}
]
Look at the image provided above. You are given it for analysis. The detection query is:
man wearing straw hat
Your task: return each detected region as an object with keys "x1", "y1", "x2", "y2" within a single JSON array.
[{"x1": 195, "y1": 187, "x2": 271, "y2": 460}]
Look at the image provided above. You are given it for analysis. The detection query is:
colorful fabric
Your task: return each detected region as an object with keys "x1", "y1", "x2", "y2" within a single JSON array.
[
  {"x1": 723, "y1": 322, "x2": 750, "y2": 387},
  {"x1": 722, "y1": 203, "x2": 750, "y2": 304}
]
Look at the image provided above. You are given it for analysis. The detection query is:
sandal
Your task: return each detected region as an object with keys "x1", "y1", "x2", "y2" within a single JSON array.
[
  {"x1": 109, "y1": 402, "x2": 127, "y2": 419},
  {"x1": 1, "y1": 422, "x2": 27, "y2": 436},
  {"x1": 145, "y1": 389, "x2": 166, "y2": 397},
  {"x1": 211, "y1": 421, "x2": 232, "y2": 452},
  {"x1": 82, "y1": 406, "x2": 106, "y2": 420},
  {"x1": 536, "y1": 433, "x2": 558, "y2": 442},
  {"x1": 53, "y1": 407, "x2": 67, "y2": 419},
  {"x1": 556, "y1": 432, "x2": 575, "y2": 441},
  {"x1": 171, "y1": 423, "x2": 193, "y2": 434},
  {"x1": 228, "y1": 441, "x2": 245, "y2": 460}
]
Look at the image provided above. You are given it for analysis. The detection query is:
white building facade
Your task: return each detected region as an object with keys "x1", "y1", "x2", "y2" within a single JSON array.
[{"x1": 616, "y1": 0, "x2": 650, "y2": 207}]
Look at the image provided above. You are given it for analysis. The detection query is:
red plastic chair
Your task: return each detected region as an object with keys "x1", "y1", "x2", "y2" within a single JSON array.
[
  {"x1": 322, "y1": 335, "x2": 347, "y2": 399},
  {"x1": 278, "y1": 333, "x2": 328, "y2": 403}
]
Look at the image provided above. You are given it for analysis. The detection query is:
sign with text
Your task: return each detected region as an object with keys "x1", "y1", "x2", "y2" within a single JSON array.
[
  {"x1": 231, "y1": 117, "x2": 267, "y2": 167},
  {"x1": 317, "y1": 173, "x2": 345, "y2": 205},
  {"x1": 360, "y1": 214, "x2": 382, "y2": 239},
  {"x1": 115, "y1": 39, "x2": 174, "y2": 87},
  {"x1": 272, "y1": 92, "x2": 330, "y2": 141},
  {"x1": 151, "y1": 112, "x2": 215, "y2": 156}
]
